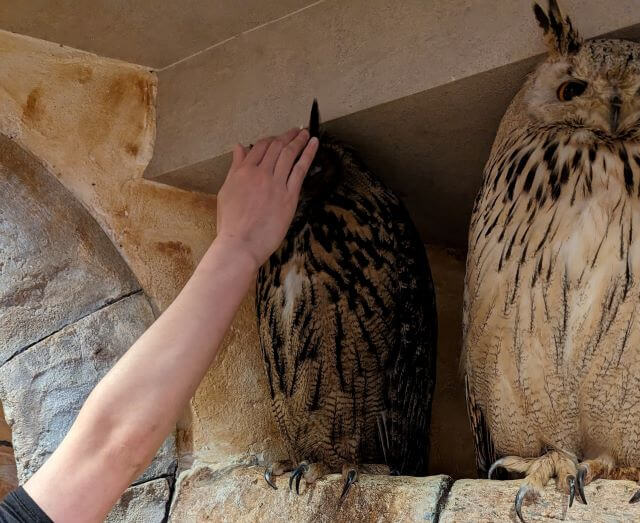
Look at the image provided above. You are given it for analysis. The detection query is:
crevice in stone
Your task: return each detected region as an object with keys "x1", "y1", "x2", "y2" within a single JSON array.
[
  {"x1": 126, "y1": 463, "x2": 177, "y2": 522},
  {"x1": 0, "y1": 288, "x2": 143, "y2": 368},
  {"x1": 432, "y1": 476, "x2": 454, "y2": 523},
  {"x1": 162, "y1": 469, "x2": 178, "y2": 523},
  {"x1": 130, "y1": 464, "x2": 176, "y2": 489}
]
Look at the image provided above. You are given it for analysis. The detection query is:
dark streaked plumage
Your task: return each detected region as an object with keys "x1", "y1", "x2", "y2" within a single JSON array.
[{"x1": 257, "y1": 101, "x2": 437, "y2": 493}]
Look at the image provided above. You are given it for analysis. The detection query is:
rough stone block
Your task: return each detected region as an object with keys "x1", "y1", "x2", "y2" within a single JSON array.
[
  {"x1": 0, "y1": 293, "x2": 176, "y2": 484},
  {"x1": 439, "y1": 478, "x2": 640, "y2": 522},
  {"x1": 169, "y1": 462, "x2": 451, "y2": 522},
  {"x1": 106, "y1": 478, "x2": 170, "y2": 523},
  {"x1": 0, "y1": 135, "x2": 139, "y2": 364}
]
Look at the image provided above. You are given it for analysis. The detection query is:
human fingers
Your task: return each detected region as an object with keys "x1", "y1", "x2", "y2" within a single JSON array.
[
  {"x1": 286, "y1": 136, "x2": 319, "y2": 195},
  {"x1": 259, "y1": 128, "x2": 299, "y2": 172},
  {"x1": 274, "y1": 129, "x2": 311, "y2": 183},
  {"x1": 230, "y1": 143, "x2": 248, "y2": 172},
  {"x1": 245, "y1": 136, "x2": 275, "y2": 165}
]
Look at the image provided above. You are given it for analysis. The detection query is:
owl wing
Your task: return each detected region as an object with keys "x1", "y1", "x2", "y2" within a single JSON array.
[
  {"x1": 384, "y1": 199, "x2": 438, "y2": 476},
  {"x1": 464, "y1": 374, "x2": 501, "y2": 478}
]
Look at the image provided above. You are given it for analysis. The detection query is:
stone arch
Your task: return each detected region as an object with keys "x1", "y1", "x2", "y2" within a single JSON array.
[{"x1": 0, "y1": 133, "x2": 176, "y2": 520}]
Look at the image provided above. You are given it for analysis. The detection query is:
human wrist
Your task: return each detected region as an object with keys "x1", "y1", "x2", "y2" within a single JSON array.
[{"x1": 205, "y1": 235, "x2": 262, "y2": 275}]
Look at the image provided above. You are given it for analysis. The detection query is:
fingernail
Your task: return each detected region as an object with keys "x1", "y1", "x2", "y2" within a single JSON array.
[{"x1": 309, "y1": 137, "x2": 319, "y2": 146}]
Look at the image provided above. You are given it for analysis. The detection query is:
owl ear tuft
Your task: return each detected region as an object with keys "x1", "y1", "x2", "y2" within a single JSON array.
[
  {"x1": 533, "y1": 0, "x2": 582, "y2": 56},
  {"x1": 309, "y1": 99, "x2": 320, "y2": 138}
]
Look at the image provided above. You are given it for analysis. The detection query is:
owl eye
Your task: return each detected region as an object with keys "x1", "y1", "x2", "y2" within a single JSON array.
[{"x1": 557, "y1": 80, "x2": 588, "y2": 102}]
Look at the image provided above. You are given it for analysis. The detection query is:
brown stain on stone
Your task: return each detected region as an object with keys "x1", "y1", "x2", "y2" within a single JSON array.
[
  {"x1": 23, "y1": 88, "x2": 43, "y2": 122},
  {"x1": 106, "y1": 73, "x2": 153, "y2": 111},
  {"x1": 126, "y1": 143, "x2": 139, "y2": 156},
  {"x1": 155, "y1": 241, "x2": 195, "y2": 280},
  {"x1": 74, "y1": 65, "x2": 93, "y2": 84},
  {"x1": 106, "y1": 76, "x2": 129, "y2": 108},
  {"x1": 156, "y1": 240, "x2": 192, "y2": 258},
  {"x1": 135, "y1": 76, "x2": 152, "y2": 107}
]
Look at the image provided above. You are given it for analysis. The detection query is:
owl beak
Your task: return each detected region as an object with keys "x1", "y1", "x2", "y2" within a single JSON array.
[{"x1": 610, "y1": 95, "x2": 623, "y2": 133}]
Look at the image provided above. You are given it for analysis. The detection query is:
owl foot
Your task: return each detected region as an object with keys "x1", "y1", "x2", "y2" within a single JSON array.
[
  {"x1": 514, "y1": 482, "x2": 541, "y2": 523},
  {"x1": 340, "y1": 464, "x2": 358, "y2": 499},
  {"x1": 288, "y1": 461, "x2": 330, "y2": 495},
  {"x1": 264, "y1": 460, "x2": 294, "y2": 490},
  {"x1": 289, "y1": 462, "x2": 309, "y2": 494},
  {"x1": 489, "y1": 449, "x2": 578, "y2": 523},
  {"x1": 575, "y1": 455, "x2": 615, "y2": 504}
]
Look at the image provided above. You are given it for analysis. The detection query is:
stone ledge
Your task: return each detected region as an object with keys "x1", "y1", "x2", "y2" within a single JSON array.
[
  {"x1": 169, "y1": 463, "x2": 451, "y2": 522},
  {"x1": 168, "y1": 462, "x2": 640, "y2": 522},
  {"x1": 147, "y1": 1, "x2": 640, "y2": 183},
  {"x1": 440, "y1": 478, "x2": 640, "y2": 523}
]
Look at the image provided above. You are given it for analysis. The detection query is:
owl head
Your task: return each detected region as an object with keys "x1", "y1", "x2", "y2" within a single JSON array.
[{"x1": 525, "y1": 0, "x2": 640, "y2": 139}]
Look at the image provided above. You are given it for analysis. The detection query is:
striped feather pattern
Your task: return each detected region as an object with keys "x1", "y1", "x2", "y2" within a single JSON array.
[{"x1": 257, "y1": 134, "x2": 437, "y2": 475}]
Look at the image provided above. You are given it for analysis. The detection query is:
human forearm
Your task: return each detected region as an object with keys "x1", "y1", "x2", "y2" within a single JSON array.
[
  {"x1": 25, "y1": 240, "x2": 258, "y2": 521},
  {"x1": 24, "y1": 128, "x2": 318, "y2": 522},
  {"x1": 84, "y1": 238, "x2": 258, "y2": 462}
]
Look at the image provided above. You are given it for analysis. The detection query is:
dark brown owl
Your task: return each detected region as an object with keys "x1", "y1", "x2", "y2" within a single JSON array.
[{"x1": 256, "y1": 101, "x2": 437, "y2": 497}]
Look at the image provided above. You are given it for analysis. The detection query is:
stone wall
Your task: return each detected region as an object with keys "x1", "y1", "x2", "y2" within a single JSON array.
[{"x1": 0, "y1": 133, "x2": 176, "y2": 519}]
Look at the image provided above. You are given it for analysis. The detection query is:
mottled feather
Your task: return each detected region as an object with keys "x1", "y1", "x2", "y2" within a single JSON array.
[{"x1": 257, "y1": 103, "x2": 437, "y2": 476}]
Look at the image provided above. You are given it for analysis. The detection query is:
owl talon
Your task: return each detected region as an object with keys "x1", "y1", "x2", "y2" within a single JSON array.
[
  {"x1": 576, "y1": 465, "x2": 588, "y2": 505},
  {"x1": 289, "y1": 462, "x2": 309, "y2": 495},
  {"x1": 629, "y1": 490, "x2": 640, "y2": 504},
  {"x1": 488, "y1": 458, "x2": 505, "y2": 479},
  {"x1": 340, "y1": 469, "x2": 358, "y2": 499},
  {"x1": 514, "y1": 484, "x2": 537, "y2": 523},
  {"x1": 567, "y1": 474, "x2": 575, "y2": 508},
  {"x1": 264, "y1": 467, "x2": 277, "y2": 490}
]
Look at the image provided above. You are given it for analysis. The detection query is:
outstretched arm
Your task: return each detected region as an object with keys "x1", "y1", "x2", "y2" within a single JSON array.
[{"x1": 24, "y1": 128, "x2": 318, "y2": 522}]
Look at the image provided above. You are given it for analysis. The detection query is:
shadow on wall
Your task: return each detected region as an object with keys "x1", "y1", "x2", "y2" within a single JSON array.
[{"x1": 0, "y1": 405, "x2": 17, "y2": 500}]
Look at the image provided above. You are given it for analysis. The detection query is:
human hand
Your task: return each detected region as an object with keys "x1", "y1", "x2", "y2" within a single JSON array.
[{"x1": 215, "y1": 128, "x2": 319, "y2": 270}]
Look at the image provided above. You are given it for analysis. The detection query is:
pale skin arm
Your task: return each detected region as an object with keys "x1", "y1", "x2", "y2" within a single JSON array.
[{"x1": 24, "y1": 128, "x2": 319, "y2": 522}]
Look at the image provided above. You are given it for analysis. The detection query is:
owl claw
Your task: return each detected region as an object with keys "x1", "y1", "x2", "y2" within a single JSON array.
[
  {"x1": 340, "y1": 469, "x2": 358, "y2": 499},
  {"x1": 629, "y1": 490, "x2": 640, "y2": 504},
  {"x1": 289, "y1": 462, "x2": 309, "y2": 495},
  {"x1": 514, "y1": 484, "x2": 537, "y2": 523},
  {"x1": 567, "y1": 474, "x2": 575, "y2": 508},
  {"x1": 576, "y1": 465, "x2": 588, "y2": 505},
  {"x1": 488, "y1": 458, "x2": 505, "y2": 479},
  {"x1": 264, "y1": 467, "x2": 277, "y2": 490}
]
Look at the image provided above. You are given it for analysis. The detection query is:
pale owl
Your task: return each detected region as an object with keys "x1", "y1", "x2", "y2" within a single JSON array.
[{"x1": 464, "y1": 1, "x2": 640, "y2": 520}]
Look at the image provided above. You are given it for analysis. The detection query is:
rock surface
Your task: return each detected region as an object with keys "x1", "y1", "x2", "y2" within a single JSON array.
[
  {"x1": 440, "y1": 478, "x2": 640, "y2": 522},
  {"x1": 0, "y1": 135, "x2": 139, "y2": 364},
  {"x1": 169, "y1": 462, "x2": 451, "y2": 522},
  {"x1": 0, "y1": 293, "x2": 176, "y2": 484},
  {"x1": 169, "y1": 463, "x2": 640, "y2": 523},
  {"x1": 106, "y1": 478, "x2": 171, "y2": 523}
]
